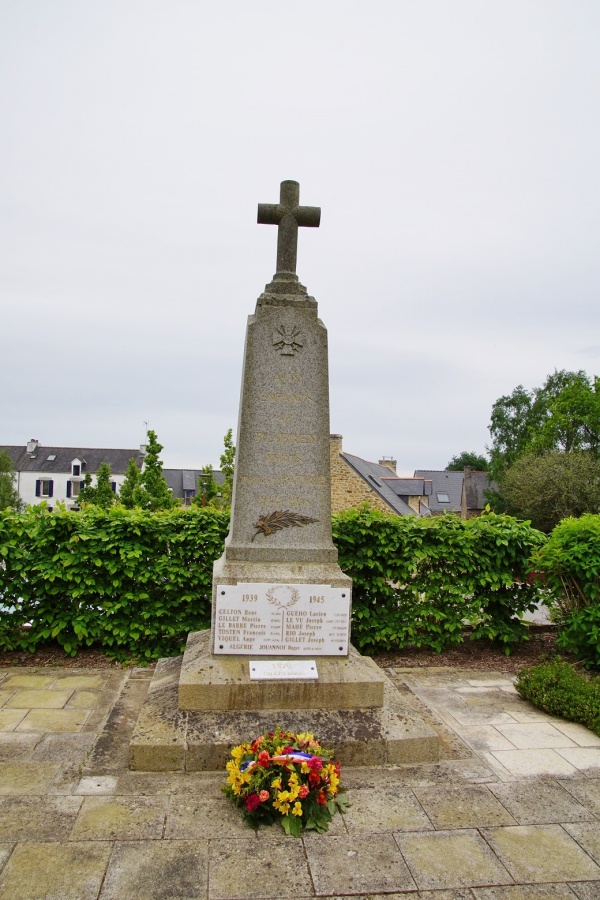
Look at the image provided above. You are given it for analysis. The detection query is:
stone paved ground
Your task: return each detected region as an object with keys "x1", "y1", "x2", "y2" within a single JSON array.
[{"x1": 0, "y1": 664, "x2": 599, "y2": 899}]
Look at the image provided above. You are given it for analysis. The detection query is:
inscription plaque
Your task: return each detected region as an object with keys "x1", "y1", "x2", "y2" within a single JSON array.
[
  {"x1": 214, "y1": 582, "x2": 351, "y2": 656},
  {"x1": 249, "y1": 660, "x2": 318, "y2": 680}
]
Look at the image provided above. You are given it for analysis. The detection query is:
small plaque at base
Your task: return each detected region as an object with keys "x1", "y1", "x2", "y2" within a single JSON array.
[{"x1": 249, "y1": 660, "x2": 318, "y2": 680}]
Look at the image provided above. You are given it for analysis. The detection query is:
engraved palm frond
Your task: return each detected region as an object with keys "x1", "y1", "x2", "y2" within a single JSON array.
[{"x1": 252, "y1": 510, "x2": 319, "y2": 541}]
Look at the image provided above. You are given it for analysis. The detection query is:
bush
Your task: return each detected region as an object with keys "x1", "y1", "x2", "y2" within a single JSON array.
[
  {"x1": 532, "y1": 514, "x2": 600, "y2": 668},
  {"x1": 0, "y1": 505, "x2": 230, "y2": 661},
  {"x1": 332, "y1": 506, "x2": 547, "y2": 655},
  {"x1": 516, "y1": 657, "x2": 600, "y2": 736}
]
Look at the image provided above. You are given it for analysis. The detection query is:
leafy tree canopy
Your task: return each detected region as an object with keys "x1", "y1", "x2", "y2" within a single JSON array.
[
  {"x1": 78, "y1": 462, "x2": 117, "y2": 509},
  {"x1": 446, "y1": 451, "x2": 489, "y2": 472},
  {"x1": 119, "y1": 458, "x2": 141, "y2": 509},
  {"x1": 0, "y1": 450, "x2": 22, "y2": 511},
  {"x1": 131, "y1": 430, "x2": 177, "y2": 511},
  {"x1": 219, "y1": 428, "x2": 235, "y2": 506},
  {"x1": 496, "y1": 450, "x2": 600, "y2": 532},
  {"x1": 488, "y1": 369, "x2": 600, "y2": 479}
]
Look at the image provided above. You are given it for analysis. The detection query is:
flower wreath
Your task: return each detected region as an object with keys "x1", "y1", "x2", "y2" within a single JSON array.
[{"x1": 222, "y1": 727, "x2": 348, "y2": 836}]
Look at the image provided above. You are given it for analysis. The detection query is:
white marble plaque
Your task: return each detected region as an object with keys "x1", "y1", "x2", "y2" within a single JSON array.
[
  {"x1": 249, "y1": 660, "x2": 318, "y2": 680},
  {"x1": 213, "y1": 582, "x2": 351, "y2": 656}
]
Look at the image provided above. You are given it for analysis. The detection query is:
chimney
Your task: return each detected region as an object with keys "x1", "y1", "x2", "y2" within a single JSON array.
[
  {"x1": 140, "y1": 444, "x2": 147, "y2": 455},
  {"x1": 330, "y1": 434, "x2": 343, "y2": 454},
  {"x1": 378, "y1": 456, "x2": 397, "y2": 474},
  {"x1": 27, "y1": 439, "x2": 39, "y2": 454}
]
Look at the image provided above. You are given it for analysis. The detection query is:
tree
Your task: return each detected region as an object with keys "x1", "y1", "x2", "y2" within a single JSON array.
[
  {"x1": 219, "y1": 428, "x2": 235, "y2": 505},
  {"x1": 132, "y1": 429, "x2": 177, "y2": 511},
  {"x1": 497, "y1": 450, "x2": 600, "y2": 532},
  {"x1": 0, "y1": 450, "x2": 22, "y2": 510},
  {"x1": 446, "y1": 451, "x2": 489, "y2": 472},
  {"x1": 78, "y1": 462, "x2": 117, "y2": 509},
  {"x1": 192, "y1": 464, "x2": 220, "y2": 507},
  {"x1": 119, "y1": 458, "x2": 141, "y2": 509},
  {"x1": 488, "y1": 370, "x2": 600, "y2": 479}
]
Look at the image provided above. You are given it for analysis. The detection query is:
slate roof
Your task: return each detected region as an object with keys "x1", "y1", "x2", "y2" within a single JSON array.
[
  {"x1": 341, "y1": 453, "x2": 415, "y2": 516},
  {"x1": 0, "y1": 444, "x2": 145, "y2": 475},
  {"x1": 384, "y1": 477, "x2": 432, "y2": 498},
  {"x1": 413, "y1": 470, "x2": 464, "y2": 513},
  {"x1": 163, "y1": 469, "x2": 225, "y2": 499}
]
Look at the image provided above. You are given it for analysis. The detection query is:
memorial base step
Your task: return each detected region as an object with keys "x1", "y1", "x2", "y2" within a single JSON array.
[{"x1": 128, "y1": 654, "x2": 440, "y2": 772}]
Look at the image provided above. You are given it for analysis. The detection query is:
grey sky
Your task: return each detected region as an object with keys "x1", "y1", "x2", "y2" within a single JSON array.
[{"x1": 2, "y1": 1, "x2": 599, "y2": 472}]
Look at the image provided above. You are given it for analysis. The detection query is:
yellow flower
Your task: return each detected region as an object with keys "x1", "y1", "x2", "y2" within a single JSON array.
[
  {"x1": 292, "y1": 801, "x2": 303, "y2": 816},
  {"x1": 296, "y1": 732, "x2": 314, "y2": 744},
  {"x1": 301, "y1": 762, "x2": 310, "y2": 774},
  {"x1": 271, "y1": 777, "x2": 282, "y2": 790},
  {"x1": 273, "y1": 798, "x2": 290, "y2": 814},
  {"x1": 231, "y1": 745, "x2": 245, "y2": 763}
]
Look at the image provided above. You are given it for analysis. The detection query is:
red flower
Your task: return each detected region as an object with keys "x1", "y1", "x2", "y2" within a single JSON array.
[
  {"x1": 245, "y1": 794, "x2": 261, "y2": 812},
  {"x1": 309, "y1": 770, "x2": 321, "y2": 787},
  {"x1": 308, "y1": 756, "x2": 323, "y2": 771},
  {"x1": 257, "y1": 750, "x2": 270, "y2": 768},
  {"x1": 250, "y1": 736, "x2": 264, "y2": 753},
  {"x1": 298, "y1": 785, "x2": 309, "y2": 799},
  {"x1": 316, "y1": 791, "x2": 327, "y2": 805},
  {"x1": 281, "y1": 746, "x2": 295, "y2": 754}
]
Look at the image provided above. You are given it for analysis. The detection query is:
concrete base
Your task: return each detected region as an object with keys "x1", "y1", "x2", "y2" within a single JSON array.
[
  {"x1": 129, "y1": 653, "x2": 439, "y2": 772},
  {"x1": 179, "y1": 630, "x2": 386, "y2": 711}
]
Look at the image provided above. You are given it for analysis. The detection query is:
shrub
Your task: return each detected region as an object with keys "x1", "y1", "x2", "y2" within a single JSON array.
[
  {"x1": 0, "y1": 505, "x2": 229, "y2": 661},
  {"x1": 532, "y1": 514, "x2": 600, "y2": 668},
  {"x1": 332, "y1": 506, "x2": 547, "y2": 655},
  {"x1": 516, "y1": 657, "x2": 600, "y2": 736}
]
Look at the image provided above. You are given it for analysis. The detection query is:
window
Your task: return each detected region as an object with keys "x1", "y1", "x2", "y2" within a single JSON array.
[
  {"x1": 66, "y1": 481, "x2": 82, "y2": 498},
  {"x1": 35, "y1": 479, "x2": 54, "y2": 498},
  {"x1": 72, "y1": 464, "x2": 81, "y2": 477},
  {"x1": 436, "y1": 492, "x2": 450, "y2": 503},
  {"x1": 47, "y1": 454, "x2": 56, "y2": 461}
]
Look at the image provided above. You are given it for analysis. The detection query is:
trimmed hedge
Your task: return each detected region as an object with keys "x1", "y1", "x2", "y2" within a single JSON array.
[
  {"x1": 333, "y1": 506, "x2": 548, "y2": 654},
  {"x1": 1, "y1": 504, "x2": 548, "y2": 660},
  {"x1": 516, "y1": 657, "x2": 600, "y2": 736},
  {"x1": 0, "y1": 505, "x2": 229, "y2": 661}
]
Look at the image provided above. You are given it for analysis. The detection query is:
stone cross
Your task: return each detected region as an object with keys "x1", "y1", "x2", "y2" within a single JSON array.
[{"x1": 257, "y1": 180, "x2": 321, "y2": 275}]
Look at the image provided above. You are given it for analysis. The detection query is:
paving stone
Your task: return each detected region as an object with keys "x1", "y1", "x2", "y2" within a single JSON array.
[
  {"x1": 564, "y1": 823, "x2": 600, "y2": 866},
  {"x1": 75, "y1": 776, "x2": 119, "y2": 795},
  {"x1": 482, "y1": 825, "x2": 600, "y2": 883},
  {"x1": 0, "y1": 691, "x2": 15, "y2": 707},
  {"x1": 51, "y1": 675, "x2": 105, "y2": 690},
  {"x1": 208, "y1": 837, "x2": 313, "y2": 898},
  {"x1": 70, "y1": 795, "x2": 167, "y2": 840},
  {"x1": 16, "y1": 708, "x2": 89, "y2": 732},
  {"x1": 29, "y1": 731, "x2": 96, "y2": 761},
  {"x1": 0, "y1": 709, "x2": 27, "y2": 731},
  {"x1": 115, "y1": 770, "x2": 225, "y2": 796},
  {"x1": 558, "y1": 748, "x2": 600, "y2": 775},
  {"x1": 0, "y1": 795, "x2": 83, "y2": 840},
  {"x1": 341, "y1": 787, "x2": 433, "y2": 833},
  {"x1": 488, "y1": 780, "x2": 596, "y2": 824},
  {"x1": 569, "y1": 883, "x2": 600, "y2": 899},
  {"x1": 66, "y1": 690, "x2": 104, "y2": 708},
  {"x1": 4, "y1": 689, "x2": 73, "y2": 709},
  {"x1": 560, "y1": 779, "x2": 600, "y2": 817},
  {"x1": 165, "y1": 796, "x2": 260, "y2": 839},
  {"x1": 495, "y1": 723, "x2": 578, "y2": 749},
  {"x1": 1, "y1": 675, "x2": 57, "y2": 689},
  {"x1": 472, "y1": 886, "x2": 578, "y2": 898},
  {"x1": 0, "y1": 732, "x2": 40, "y2": 758},
  {"x1": 99, "y1": 839, "x2": 209, "y2": 899},
  {"x1": 553, "y1": 722, "x2": 600, "y2": 747},
  {"x1": 413, "y1": 784, "x2": 516, "y2": 829},
  {"x1": 490, "y1": 749, "x2": 579, "y2": 778},
  {"x1": 459, "y1": 726, "x2": 517, "y2": 753},
  {"x1": 343, "y1": 759, "x2": 498, "y2": 790},
  {"x1": 304, "y1": 832, "x2": 415, "y2": 895},
  {"x1": 0, "y1": 761, "x2": 63, "y2": 794},
  {"x1": 0, "y1": 840, "x2": 111, "y2": 900},
  {"x1": 395, "y1": 829, "x2": 512, "y2": 890}
]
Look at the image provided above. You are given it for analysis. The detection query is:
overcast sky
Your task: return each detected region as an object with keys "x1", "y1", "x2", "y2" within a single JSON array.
[{"x1": 1, "y1": 1, "x2": 599, "y2": 473}]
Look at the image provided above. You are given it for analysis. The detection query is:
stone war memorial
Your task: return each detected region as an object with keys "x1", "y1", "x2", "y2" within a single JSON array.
[{"x1": 129, "y1": 181, "x2": 438, "y2": 770}]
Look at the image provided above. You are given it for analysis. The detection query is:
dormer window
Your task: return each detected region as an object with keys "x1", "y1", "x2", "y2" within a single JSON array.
[
  {"x1": 73, "y1": 464, "x2": 81, "y2": 476},
  {"x1": 71, "y1": 459, "x2": 82, "y2": 477}
]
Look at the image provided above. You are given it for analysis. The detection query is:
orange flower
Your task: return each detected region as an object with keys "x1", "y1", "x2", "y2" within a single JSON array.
[{"x1": 258, "y1": 790, "x2": 269, "y2": 802}]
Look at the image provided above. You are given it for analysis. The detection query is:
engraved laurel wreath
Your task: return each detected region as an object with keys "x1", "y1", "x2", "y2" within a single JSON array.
[{"x1": 266, "y1": 585, "x2": 301, "y2": 610}]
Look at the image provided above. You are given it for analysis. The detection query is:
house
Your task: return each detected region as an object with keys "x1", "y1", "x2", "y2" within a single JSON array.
[
  {"x1": 330, "y1": 435, "x2": 431, "y2": 516},
  {"x1": 163, "y1": 469, "x2": 225, "y2": 506},
  {"x1": 1, "y1": 439, "x2": 146, "y2": 510},
  {"x1": 414, "y1": 467, "x2": 494, "y2": 518}
]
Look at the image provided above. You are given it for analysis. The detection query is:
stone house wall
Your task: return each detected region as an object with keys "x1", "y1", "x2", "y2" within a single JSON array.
[{"x1": 329, "y1": 435, "x2": 393, "y2": 515}]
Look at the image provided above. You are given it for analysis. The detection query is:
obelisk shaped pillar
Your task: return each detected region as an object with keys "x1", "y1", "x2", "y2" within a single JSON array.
[{"x1": 211, "y1": 180, "x2": 351, "y2": 657}]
